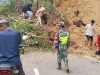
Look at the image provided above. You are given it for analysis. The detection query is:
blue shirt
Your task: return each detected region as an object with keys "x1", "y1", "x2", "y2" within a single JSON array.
[{"x1": 0, "y1": 29, "x2": 22, "y2": 66}]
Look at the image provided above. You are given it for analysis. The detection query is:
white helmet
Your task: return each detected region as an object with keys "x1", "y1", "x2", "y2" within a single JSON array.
[
  {"x1": 0, "y1": 19, "x2": 8, "y2": 24},
  {"x1": 40, "y1": 7, "x2": 45, "y2": 11}
]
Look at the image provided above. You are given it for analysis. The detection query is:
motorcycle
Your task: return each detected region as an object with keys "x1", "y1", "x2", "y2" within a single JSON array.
[
  {"x1": 19, "y1": 35, "x2": 29, "y2": 54},
  {"x1": 0, "y1": 64, "x2": 19, "y2": 75},
  {"x1": 0, "y1": 36, "x2": 28, "y2": 75},
  {"x1": 19, "y1": 45, "x2": 27, "y2": 54}
]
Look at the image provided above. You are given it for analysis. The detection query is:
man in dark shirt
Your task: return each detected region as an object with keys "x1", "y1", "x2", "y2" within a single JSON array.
[
  {"x1": 22, "y1": 3, "x2": 33, "y2": 19},
  {"x1": 0, "y1": 19, "x2": 25, "y2": 75}
]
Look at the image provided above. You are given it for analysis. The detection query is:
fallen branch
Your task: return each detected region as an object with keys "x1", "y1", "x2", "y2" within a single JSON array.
[
  {"x1": 8, "y1": 15, "x2": 36, "y2": 23},
  {"x1": 25, "y1": 32, "x2": 48, "y2": 39}
]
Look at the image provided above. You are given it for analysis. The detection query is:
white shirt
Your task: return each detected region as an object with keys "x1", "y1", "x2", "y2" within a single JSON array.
[{"x1": 85, "y1": 23, "x2": 94, "y2": 36}]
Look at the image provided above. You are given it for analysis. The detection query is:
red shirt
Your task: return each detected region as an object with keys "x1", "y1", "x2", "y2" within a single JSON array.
[
  {"x1": 97, "y1": 34, "x2": 100, "y2": 47},
  {"x1": 54, "y1": 33, "x2": 59, "y2": 40}
]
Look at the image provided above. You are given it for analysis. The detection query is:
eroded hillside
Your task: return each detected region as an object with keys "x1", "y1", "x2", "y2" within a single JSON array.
[{"x1": 57, "y1": 0, "x2": 100, "y2": 57}]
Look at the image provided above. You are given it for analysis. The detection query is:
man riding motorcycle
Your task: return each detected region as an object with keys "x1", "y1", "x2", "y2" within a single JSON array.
[{"x1": 0, "y1": 19, "x2": 25, "y2": 75}]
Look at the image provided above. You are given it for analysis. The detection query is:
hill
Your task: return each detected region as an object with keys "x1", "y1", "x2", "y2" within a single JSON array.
[{"x1": 56, "y1": 0, "x2": 100, "y2": 57}]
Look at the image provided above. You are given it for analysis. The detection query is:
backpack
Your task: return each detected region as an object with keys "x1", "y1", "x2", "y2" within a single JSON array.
[{"x1": 58, "y1": 29, "x2": 69, "y2": 45}]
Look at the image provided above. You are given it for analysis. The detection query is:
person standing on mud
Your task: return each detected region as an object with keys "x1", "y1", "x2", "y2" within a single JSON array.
[
  {"x1": 35, "y1": 7, "x2": 45, "y2": 26},
  {"x1": 54, "y1": 21, "x2": 70, "y2": 73},
  {"x1": 85, "y1": 20, "x2": 95, "y2": 49},
  {"x1": 73, "y1": 10, "x2": 85, "y2": 27}
]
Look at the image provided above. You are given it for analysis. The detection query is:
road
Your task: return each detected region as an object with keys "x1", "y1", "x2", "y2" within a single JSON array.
[{"x1": 21, "y1": 52, "x2": 100, "y2": 75}]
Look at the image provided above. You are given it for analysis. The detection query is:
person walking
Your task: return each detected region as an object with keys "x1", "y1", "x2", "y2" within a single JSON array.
[
  {"x1": 85, "y1": 20, "x2": 95, "y2": 49},
  {"x1": 54, "y1": 21, "x2": 70, "y2": 73},
  {"x1": 35, "y1": 7, "x2": 45, "y2": 26},
  {"x1": 0, "y1": 19, "x2": 25, "y2": 75}
]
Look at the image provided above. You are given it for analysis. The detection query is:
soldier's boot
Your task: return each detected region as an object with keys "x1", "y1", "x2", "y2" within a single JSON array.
[
  {"x1": 65, "y1": 60, "x2": 70, "y2": 73},
  {"x1": 57, "y1": 63, "x2": 62, "y2": 70}
]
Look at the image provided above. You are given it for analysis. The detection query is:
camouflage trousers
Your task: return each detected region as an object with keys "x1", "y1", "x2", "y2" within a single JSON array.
[{"x1": 57, "y1": 49, "x2": 69, "y2": 69}]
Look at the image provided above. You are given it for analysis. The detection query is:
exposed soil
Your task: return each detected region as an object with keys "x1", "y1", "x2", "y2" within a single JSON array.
[{"x1": 56, "y1": 0, "x2": 100, "y2": 57}]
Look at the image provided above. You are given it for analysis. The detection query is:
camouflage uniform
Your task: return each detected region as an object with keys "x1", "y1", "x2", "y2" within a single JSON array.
[{"x1": 54, "y1": 22, "x2": 70, "y2": 73}]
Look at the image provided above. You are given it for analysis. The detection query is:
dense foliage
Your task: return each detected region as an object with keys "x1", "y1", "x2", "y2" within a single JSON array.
[
  {"x1": 0, "y1": 0, "x2": 16, "y2": 16},
  {"x1": 10, "y1": 20, "x2": 32, "y2": 34},
  {"x1": 8, "y1": 17, "x2": 52, "y2": 50},
  {"x1": 0, "y1": 0, "x2": 54, "y2": 51}
]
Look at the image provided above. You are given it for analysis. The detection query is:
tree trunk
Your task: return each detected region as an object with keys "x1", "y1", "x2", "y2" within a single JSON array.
[{"x1": 37, "y1": 0, "x2": 39, "y2": 9}]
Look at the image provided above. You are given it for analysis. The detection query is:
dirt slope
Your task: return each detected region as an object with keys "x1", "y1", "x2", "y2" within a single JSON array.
[
  {"x1": 58, "y1": 0, "x2": 100, "y2": 23},
  {"x1": 57, "y1": 0, "x2": 100, "y2": 57}
]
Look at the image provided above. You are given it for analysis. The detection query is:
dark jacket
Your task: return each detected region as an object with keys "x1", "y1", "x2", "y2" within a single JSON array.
[
  {"x1": 22, "y1": 4, "x2": 32, "y2": 12},
  {"x1": 0, "y1": 29, "x2": 22, "y2": 66}
]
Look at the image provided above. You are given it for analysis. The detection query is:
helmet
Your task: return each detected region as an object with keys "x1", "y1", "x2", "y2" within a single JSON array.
[
  {"x1": 40, "y1": 7, "x2": 45, "y2": 11},
  {"x1": 0, "y1": 19, "x2": 8, "y2": 24}
]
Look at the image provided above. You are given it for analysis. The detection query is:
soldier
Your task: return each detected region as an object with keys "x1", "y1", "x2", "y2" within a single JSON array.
[{"x1": 54, "y1": 21, "x2": 70, "y2": 73}]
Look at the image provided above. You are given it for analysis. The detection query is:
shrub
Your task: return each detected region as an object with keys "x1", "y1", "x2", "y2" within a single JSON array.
[
  {"x1": 0, "y1": 0, "x2": 16, "y2": 16},
  {"x1": 10, "y1": 20, "x2": 32, "y2": 34}
]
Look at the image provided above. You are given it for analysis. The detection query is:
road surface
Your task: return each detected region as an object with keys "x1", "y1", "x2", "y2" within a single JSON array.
[{"x1": 21, "y1": 52, "x2": 100, "y2": 75}]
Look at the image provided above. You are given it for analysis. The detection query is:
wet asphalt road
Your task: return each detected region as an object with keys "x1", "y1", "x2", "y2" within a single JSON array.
[{"x1": 21, "y1": 52, "x2": 100, "y2": 75}]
